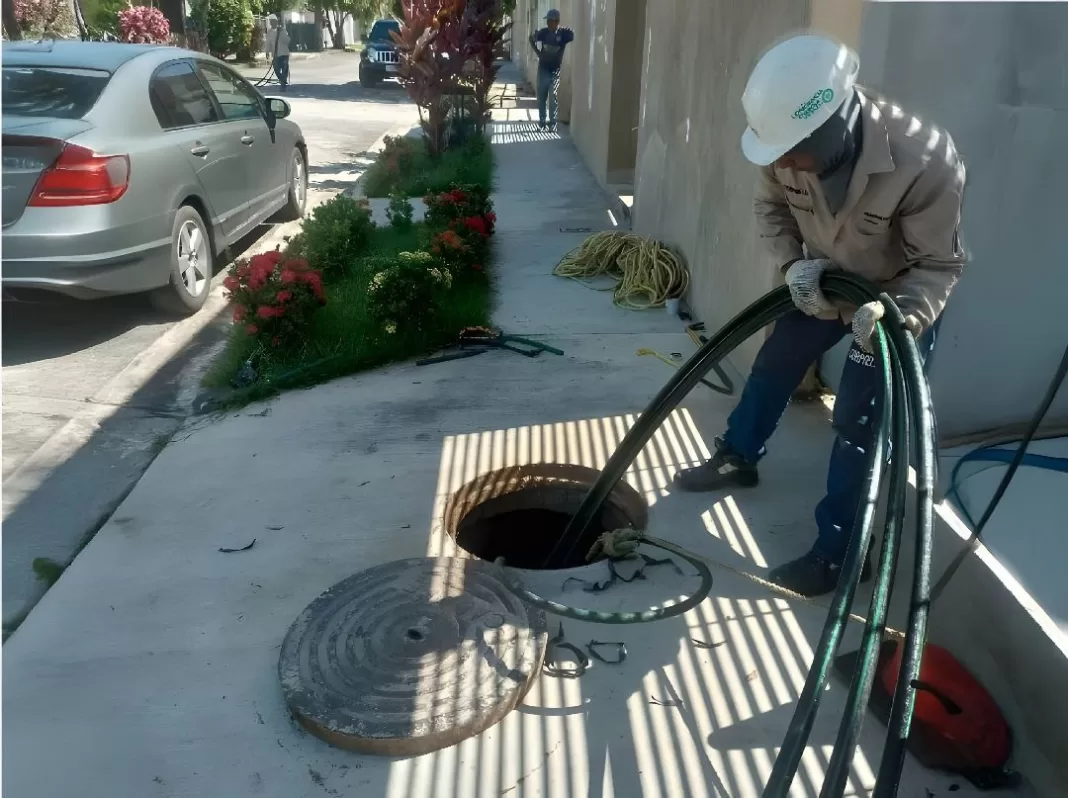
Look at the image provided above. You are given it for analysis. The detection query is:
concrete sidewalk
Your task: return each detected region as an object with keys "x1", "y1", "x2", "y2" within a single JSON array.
[{"x1": 2, "y1": 64, "x2": 1027, "y2": 798}]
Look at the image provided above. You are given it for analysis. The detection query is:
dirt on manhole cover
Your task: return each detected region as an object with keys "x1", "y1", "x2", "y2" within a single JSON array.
[
  {"x1": 278, "y1": 557, "x2": 547, "y2": 755},
  {"x1": 444, "y1": 464, "x2": 649, "y2": 570}
]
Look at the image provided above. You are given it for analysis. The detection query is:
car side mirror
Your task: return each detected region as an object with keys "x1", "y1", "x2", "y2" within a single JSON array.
[
  {"x1": 361, "y1": 33, "x2": 368, "y2": 43},
  {"x1": 266, "y1": 97, "x2": 291, "y2": 120}
]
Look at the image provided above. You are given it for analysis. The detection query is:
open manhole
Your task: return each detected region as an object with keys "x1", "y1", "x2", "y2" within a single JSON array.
[{"x1": 443, "y1": 464, "x2": 648, "y2": 570}]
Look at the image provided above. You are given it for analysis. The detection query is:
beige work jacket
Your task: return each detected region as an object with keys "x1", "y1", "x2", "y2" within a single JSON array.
[{"x1": 754, "y1": 88, "x2": 967, "y2": 331}]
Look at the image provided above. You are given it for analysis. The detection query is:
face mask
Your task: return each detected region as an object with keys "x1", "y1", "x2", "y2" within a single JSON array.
[{"x1": 793, "y1": 88, "x2": 863, "y2": 214}]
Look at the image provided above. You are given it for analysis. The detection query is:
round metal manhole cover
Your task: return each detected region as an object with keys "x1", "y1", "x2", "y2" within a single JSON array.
[{"x1": 278, "y1": 557, "x2": 548, "y2": 755}]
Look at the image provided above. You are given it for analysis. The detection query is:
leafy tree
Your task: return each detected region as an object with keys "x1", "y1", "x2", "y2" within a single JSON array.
[
  {"x1": 80, "y1": 0, "x2": 127, "y2": 36},
  {"x1": 11, "y1": 0, "x2": 76, "y2": 38},
  {"x1": 190, "y1": 0, "x2": 254, "y2": 58},
  {"x1": 318, "y1": 0, "x2": 382, "y2": 49},
  {"x1": 3, "y1": 0, "x2": 23, "y2": 38}
]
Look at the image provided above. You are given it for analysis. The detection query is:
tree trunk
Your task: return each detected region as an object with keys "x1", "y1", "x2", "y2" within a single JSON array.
[
  {"x1": 72, "y1": 0, "x2": 88, "y2": 40},
  {"x1": 3, "y1": 0, "x2": 23, "y2": 39},
  {"x1": 314, "y1": 9, "x2": 325, "y2": 50},
  {"x1": 330, "y1": 11, "x2": 347, "y2": 49},
  {"x1": 322, "y1": 12, "x2": 335, "y2": 47}
]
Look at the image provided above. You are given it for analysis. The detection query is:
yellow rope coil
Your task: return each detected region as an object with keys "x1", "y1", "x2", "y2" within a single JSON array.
[{"x1": 552, "y1": 231, "x2": 690, "y2": 310}]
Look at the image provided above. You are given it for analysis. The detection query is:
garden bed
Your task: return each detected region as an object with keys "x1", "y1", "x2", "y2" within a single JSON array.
[
  {"x1": 361, "y1": 134, "x2": 494, "y2": 198},
  {"x1": 205, "y1": 172, "x2": 497, "y2": 406}
]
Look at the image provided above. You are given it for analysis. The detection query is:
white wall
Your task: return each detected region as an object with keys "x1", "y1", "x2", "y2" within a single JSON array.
[{"x1": 820, "y1": 1, "x2": 1068, "y2": 441}]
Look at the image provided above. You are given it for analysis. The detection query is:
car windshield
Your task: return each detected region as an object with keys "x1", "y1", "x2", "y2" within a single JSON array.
[
  {"x1": 368, "y1": 20, "x2": 399, "y2": 42},
  {"x1": 2, "y1": 66, "x2": 110, "y2": 119}
]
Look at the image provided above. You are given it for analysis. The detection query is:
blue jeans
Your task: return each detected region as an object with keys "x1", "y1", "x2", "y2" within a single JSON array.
[
  {"x1": 721, "y1": 310, "x2": 936, "y2": 564},
  {"x1": 273, "y1": 55, "x2": 290, "y2": 87},
  {"x1": 537, "y1": 66, "x2": 560, "y2": 125}
]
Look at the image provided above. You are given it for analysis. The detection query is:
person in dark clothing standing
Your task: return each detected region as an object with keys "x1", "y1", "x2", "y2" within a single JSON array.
[{"x1": 528, "y1": 9, "x2": 574, "y2": 131}]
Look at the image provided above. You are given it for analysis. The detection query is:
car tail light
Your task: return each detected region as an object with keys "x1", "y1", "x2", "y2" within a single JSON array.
[{"x1": 28, "y1": 144, "x2": 130, "y2": 207}]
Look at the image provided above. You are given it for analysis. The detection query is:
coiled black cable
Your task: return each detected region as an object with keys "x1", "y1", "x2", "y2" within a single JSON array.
[{"x1": 536, "y1": 273, "x2": 938, "y2": 797}]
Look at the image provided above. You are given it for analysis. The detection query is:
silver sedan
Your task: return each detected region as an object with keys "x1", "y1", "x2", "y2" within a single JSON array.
[{"x1": 2, "y1": 41, "x2": 309, "y2": 315}]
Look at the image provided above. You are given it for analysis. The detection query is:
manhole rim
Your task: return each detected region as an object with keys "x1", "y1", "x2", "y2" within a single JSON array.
[
  {"x1": 442, "y1": 463, "x2": 649, "y2": 570},
  {"x1": 278, "y1": 556, "x2": 548, "y2": 756}
]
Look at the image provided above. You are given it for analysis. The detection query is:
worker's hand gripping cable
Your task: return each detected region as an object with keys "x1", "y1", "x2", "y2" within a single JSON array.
[{"x1": 785, "y1": 258, "x2": 836, "y2": 316}]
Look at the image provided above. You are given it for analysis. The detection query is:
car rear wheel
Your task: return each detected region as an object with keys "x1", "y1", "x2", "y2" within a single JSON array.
[
  {"x1": 273, "y1": 148, "x2": 308, "y2": 223},
  {"x1": 150, "y1": 205, "x2": 212, "y2": 316}
]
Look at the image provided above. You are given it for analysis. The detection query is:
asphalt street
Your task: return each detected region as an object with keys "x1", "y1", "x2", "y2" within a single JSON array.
[{"x1": 1, "y1": 51, "x2": 419, "y2": 632}]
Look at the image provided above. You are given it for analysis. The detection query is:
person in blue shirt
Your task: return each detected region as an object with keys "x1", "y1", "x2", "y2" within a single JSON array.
[{"x1": 528, "y1": 9, "x2": 574, "y2": 131}]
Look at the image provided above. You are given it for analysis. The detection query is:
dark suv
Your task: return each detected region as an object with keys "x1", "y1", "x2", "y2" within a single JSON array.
[{"x1": 359, "y1": 19, "x2": 401, "y2": 88}]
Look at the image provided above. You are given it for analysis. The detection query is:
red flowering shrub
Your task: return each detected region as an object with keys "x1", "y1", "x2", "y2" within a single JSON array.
[
  {"x1": 225, "y1": 249, "x2": 326, "y2": 348},
  {"x1": 423, "y1": 183, "x2": 493, "y2": 231},
  {"x1": 428, "y1": 228, "x2": 471, "y2": 271},
  {"x1": 423, "y1": 182, "x2": 494, "y2": 273},
  {"x1": 118, "y1": 6, "x2": 170, "y2": 43}
]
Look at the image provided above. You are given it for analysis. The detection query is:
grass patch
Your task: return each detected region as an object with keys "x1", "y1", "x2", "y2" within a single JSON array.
[
  {"x1": 362, "y1": 135, "x2": 494, "y2": 198},
  {"x1": 205, "y1": 141, "x2": 496, "y2": 407},
  {"x1": 32, "y1": 557, "x2": 65, "y2": 587},
  {"x1": 203, "y1": 222, "x2": 493, "y2": 403}
]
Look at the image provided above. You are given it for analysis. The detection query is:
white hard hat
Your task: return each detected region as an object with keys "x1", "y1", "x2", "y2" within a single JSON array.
[{"x1": 740, "y1": 34, "x2": 860, "y2": 166}]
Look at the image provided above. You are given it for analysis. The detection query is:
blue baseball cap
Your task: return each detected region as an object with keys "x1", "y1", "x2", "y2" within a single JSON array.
[{"x1": 545, "y1": 9, "x2": 560, "y2": 20}]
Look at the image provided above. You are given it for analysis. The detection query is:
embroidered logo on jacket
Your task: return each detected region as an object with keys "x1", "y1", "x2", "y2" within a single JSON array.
[{"x1": 793, "y1": 88, "x2": 835, "y2": 121}]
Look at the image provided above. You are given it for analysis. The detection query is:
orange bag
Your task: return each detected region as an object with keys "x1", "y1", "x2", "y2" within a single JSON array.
[{"x1": 836, "y1": 639, "x2": 1021, "y2": 789}]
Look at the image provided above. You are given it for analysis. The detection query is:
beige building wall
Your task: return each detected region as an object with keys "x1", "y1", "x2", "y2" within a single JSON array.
[
  {"x1": 631, "y1": 0, "x2": 816, "y2": 369},
  {"x1": 565, "y1": 0, "x2": 614, "y2": 186}
]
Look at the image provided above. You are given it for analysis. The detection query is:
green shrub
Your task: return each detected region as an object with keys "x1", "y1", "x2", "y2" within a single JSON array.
[
  {"x1": 362, "y1": 134, "x2": 493, "y2": 198},
  {"x1": 191, "y1": 0, "x2": 253, "y2": 58},
  {"x1": 83, "y1": 0, "x2": 127, "y2": 36},
  {"x1": 386, "y1": 193, "x2": 415, "y2": 231},
  {"x1": 297, "y1": 194, "x2": 376, "y2": 279},
  {"x1": 367, "y1": 251, "x2": 453, "y2": 334}
]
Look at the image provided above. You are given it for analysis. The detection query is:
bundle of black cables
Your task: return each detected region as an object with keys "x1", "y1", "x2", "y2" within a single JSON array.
[{"x1": 536, "y1": 272, "x2": 938, "y2": 798}]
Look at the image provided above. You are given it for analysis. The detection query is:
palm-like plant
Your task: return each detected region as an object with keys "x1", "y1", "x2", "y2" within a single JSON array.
[
  {"x1": 459, "y1": 0, "x2": 510, "y2": 136},
  {"x1": 392, "y1": 0, "x2": 467, "y2": 157}
]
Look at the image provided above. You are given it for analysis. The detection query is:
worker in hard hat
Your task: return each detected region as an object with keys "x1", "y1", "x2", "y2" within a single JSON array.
[
  {"x1": 528, "y1": 9, "x2": 574, "y2": 131},
  {"x1": 673, "y1": 33, "x2": 967, "y2": 598}
]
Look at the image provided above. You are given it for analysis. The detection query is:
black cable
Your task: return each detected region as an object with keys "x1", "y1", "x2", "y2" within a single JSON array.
[
  {"x1": 872, "y1": 295, "x2": 938, "y2": 798},
  {"x1": 930, "y1": 338, "x2": 1068, "y2": 603},
  {"x1": 537, "y1": 272, "x2": 940, "y2": 798},
  {"x1": 765, "y1": 318, "x2": 894, "y2": 796},
  {"x1": 821, "y1": 327, "x2": 911, "y2": 798},
  {"x1": 543, "y1": 287, "x2": 795, "y2": 569}
]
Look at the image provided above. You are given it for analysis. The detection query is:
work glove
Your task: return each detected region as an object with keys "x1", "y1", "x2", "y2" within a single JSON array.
[
  {"x1": 784, "y1": 259, "x2": 836, "y2": 317},
  {"x1": 852, "y1": 301, "x2": 923, "y2": 353},
  {"x1": 851, "y1": 301, "x2": 885, "y2": 353}
]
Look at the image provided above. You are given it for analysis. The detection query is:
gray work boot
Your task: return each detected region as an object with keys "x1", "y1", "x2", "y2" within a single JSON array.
[{"x1": 672, "y1": 437, "x2": 759, "y2": 492}]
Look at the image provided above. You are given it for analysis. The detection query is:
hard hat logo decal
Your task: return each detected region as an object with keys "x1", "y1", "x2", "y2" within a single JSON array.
[{"x1": 792, "y1": 88, "x2": 835, "y2": 121}]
